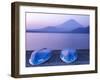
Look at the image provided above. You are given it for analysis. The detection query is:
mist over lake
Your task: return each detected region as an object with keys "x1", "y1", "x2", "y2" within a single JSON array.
[{"x1": 26, "y1": 33, "x2": 89, "y2": 50}]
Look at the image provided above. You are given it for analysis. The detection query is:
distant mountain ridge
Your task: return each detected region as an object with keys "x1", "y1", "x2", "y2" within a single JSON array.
[
  {"x1": 72, "y1": 27, "x2": 89, "y2": 33},
  {"x1": 26, "y1": 19, "x2": 89, "y2": 33}
]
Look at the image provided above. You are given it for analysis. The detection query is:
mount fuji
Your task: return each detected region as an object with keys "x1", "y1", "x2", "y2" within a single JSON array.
[{"x1": 26, "y1": 19, "x2": 89, "y2": 33}]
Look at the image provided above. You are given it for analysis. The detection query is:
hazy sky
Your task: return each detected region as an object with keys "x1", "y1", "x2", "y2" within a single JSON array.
[{"x1": 26, "y1": 13, "x2": 89, "y2": 29}]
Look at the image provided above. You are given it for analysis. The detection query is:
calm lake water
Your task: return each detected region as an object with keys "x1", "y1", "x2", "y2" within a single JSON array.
[{"x1": 26, "y1": 33, "x2": 89, "y2": 50}]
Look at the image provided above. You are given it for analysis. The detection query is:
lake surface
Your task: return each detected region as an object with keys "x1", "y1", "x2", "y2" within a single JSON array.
[{"x1": 26, "y1": 33, "x2": 89, "y2": 50}]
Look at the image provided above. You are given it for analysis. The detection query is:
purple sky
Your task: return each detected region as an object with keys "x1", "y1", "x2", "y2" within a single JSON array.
[{"x1": 26, "y1": 13, "x2": 89, "y2": 29}]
